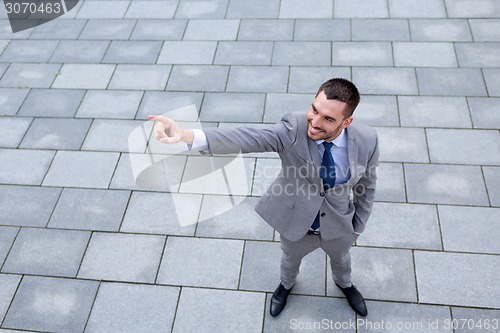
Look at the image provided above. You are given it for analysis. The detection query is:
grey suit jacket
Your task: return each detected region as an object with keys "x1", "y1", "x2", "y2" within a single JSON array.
[{"x1": 203, "y1": 112, "x2": 379, "y2": 241}]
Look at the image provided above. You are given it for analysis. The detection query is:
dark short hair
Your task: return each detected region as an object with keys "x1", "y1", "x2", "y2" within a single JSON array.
[{"x1": 316, "y1": 78, "x2": 360, "y2": 117}]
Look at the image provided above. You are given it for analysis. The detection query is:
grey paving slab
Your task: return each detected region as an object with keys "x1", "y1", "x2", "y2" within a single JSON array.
[
  {"x1": 2, "y1": 228, "x2": 90, "y2": 277},
  {"x1": 167, "y1": 65, "x2": 228, "y2": 92},
  {"x1": 121, "y1": 191, "x2": 198, "y2": 235},
  {"x1": 445, "y1": 0, "x2": 500, "y2": 18},
  {"x1": 0, "y1": 116, "x2": 32, "y2": 148},
  {"x1": 353, "y1": 95, "x2": 399, "y2": 127},
  {"x1": 456, "y1": 43, "x2": 500, "y2": 68},
  {"x1": 18, "y1": 88, "x2": 85, "y2": 117},
  {"x1": 353, "y1": 67, "x2": 418, "y2": 95},
  {"x1": 136, "y1": 91, "x2": 203, "y2": 120},
  {"x1": 125, "y1": 0, "x2": 178, "y2": 19},
  {"x1": 427, "y1": 129, "x2": 500, "y2": 165},
  {"x1": 52, "y1": 64, "x2": 116, "y2": 89},
  {"x1": 417, "y1": 68, "x2": 488, "y2": 96},
  {"x1": 409, "y1": 19, "x2": 473, "y2": 41},
  {"x1": 468, "y1": 97, "x2": 500, "y2": 129},
  {"x1": 288, "y1": 66, "x2": 351, "y2": 94},
  {"x1": 389, "y1": 0, "x2": 447, "y2": 18},
  {"x1": 280, "y1": 0, "x2": 333, "y2": 18},
  {"x1": 399, "y1": 96, "x2": 472, "y2": 128},
  {"x1": 415, "y1": 251, "x2": 500, "y2": 308},
  {"x1": 0, "y1": 226, "x2": 18, "y2": 267},
  {"x1": 469, "y1": 19, "x2": 500, "y2": 41},
  {"x1": 0, "y1": 19, "x2": 32, "y2": 39},
  {"x1": 158, "y1": 41, "x2": 217, "y2": 65},
  {"x1": 405, "y1": 163, "x2": 490, "y2": 205},
  {"x1": 394, "y1": 42, "x2": 458, "y2": 67},
  {"x1": 42, "y1": 150, "x2": 119, "y2": 188},
  {"x1": 439, "y1": 205, "x2": 500, "y2": 254},
  {"x1": 0, "y1": 63, "x2": 61, "y2": 88},
  {"x1": 78, "y1": 232, "x2": 165, "y2": 283},
  {"x1": 352, "y1": 19, "x2": 410, "y2": 41},
  {"x1": 2, "y1": 275, "x2": 98, "y2": 332},
  {"x1": 157, "y1": 236, "x2": 243, "y2": 288},
  {"x1": 374, "y1": 162, "x2": 407, "y2": 202},
  {"x1": 332, "y1": 42, "x2": 393, "y2": 67},
  {"x1": 50, "y1": 40, "x2": 109, "y2": 63},
  {"x1": 196, "y1": 195, "x2": 274, "y2": 240},
  {"x1": 358, "y1": 202, "x2": 442, "y2": 250},
  {"x1": 0, "y1": 40, "x2": 58, "y2": 63},
  {"x1": 334, "y1": 0, "x2": 388, "y2": 18},
  {"x1": 109, "y1": 64, "x2": 171, "y2": 90},
  {"x1": 103, "y1": 40, "x2": 163, "y2": 64},
  {"x1": 79, "y1": 19, "x2": 136, "y2": 40},
  {"x1": 77, "y1": 90, "x2": 143, "y2": 119},
  {"x1": 0, "y1": 62, "x2": 7, "y2": 77},
  {"x1": 131, "y1": 19, "x2": 187, "y2": 40},
  {"x1": 201, "y1": 92, "x2": 264, "y2": 122},
  {"x1": 183, "y1": 19, "x2": 239, "y2": 40},
  {"x1": 272, "y1": 42, "x2": 331, "y2": 66},
  {"x1": 0, "y1": 148, "x2": 54, "y2": 185},
  {"x1": 227, "y1": 66, "x2": 288, "y2": 93},
  {"x1": 483, "y1": 167, "x2": 500, "y2": 206},
  {"x1": 0, "y1": 88, "x2": 29, "y2": 116},
  {"x1": 0, "y1": 274, "x2": 21, "y2": 324},
  {"x1": 375, "y1": 127, "x2": 430, "y2": 163},
  {"x1": 451, "y1": 307, "x2": 500, "y2": 333},
  {"x1": 175, "y1": 0, "x2": 227, "y2": 18},
  {"x1": 237, "y1": 19, "x2": 293, "y2": 41},
  {"x1": 49, "y1": 188, "x2": 130, "y2": 232},
  {"x1": 483, "y1": 69, "x2": 500, "y2": 97},
  {"x1": 20, "y1": 117, "x2": 91, "y2": 150},
  {"x1": 214, "y1": 41, "x2": 273, "y2": 65},
  {"x1": 28, "y1": 18, "x2": 86, "y2": 40},
  {"x1": 76, "y1": 0, "x2": 129, "y2": 19},
  {"x1": 173, "y1": 288, "x2": 265, "y2": 333},
  {"x1": 86, "y1": 282, "x2": 179, "y2": 333},
  {"x1": 295, "y1": 19, "x2": 350, "y2": 41},
  {"x1": 227, "y1": 0, "x2": 280, "y2": 18}
]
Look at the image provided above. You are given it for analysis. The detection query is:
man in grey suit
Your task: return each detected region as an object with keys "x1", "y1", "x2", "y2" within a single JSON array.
[{"x1": 149, "y1": 78, "x2": 379, "y2": 317}]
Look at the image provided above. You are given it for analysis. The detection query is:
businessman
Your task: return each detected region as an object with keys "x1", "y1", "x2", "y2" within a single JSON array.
[{"x1": 149, "y1": 78, "x2": 379, "y2": 317}]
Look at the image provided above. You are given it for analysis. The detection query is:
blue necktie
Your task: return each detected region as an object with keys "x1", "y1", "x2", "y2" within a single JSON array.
[{"x1": 311, "y1": 142, "x2": 336, "y2": 230}]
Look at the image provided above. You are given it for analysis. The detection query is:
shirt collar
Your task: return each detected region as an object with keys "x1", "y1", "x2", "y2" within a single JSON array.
[{"x1": 314, "y1": 128, "x2": 347, "y2": 148}]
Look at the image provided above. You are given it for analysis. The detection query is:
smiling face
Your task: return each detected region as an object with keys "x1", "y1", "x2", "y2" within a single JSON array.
[{"x1": 307, "y1": 90, "x2": 354, "y2": 141}]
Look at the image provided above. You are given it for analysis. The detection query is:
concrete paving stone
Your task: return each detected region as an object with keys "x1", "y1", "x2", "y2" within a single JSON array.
[
  {"x1": 103, "y1": 40, "x2": 163, "y2": 64},
  {"x1": 439, "y1": 205, "x2": 500, "y2": 254},
  {"x1": 353, "y1": 67, "x2": 418, "y2": 95},
  {"x1": 19, "y1": 117, "x2": 91, "y2": 150},
  {"x1": 18, "y1": 88, "x2": 85, "y2": 117},
  {"x1": 158, "y1": 41, "x2": 217, "y2": 65},
  {"x1": 264, "y1": 93, "x2": 311, "y2": 123},
  {"x1": 399, "y1": 96, "x2": 472, "y2": 128},
  {"x1": 2, "y1": 276, "x2": 98, "y2": 332},
  {"x1": 417, "y1": 68, "x2": 487, "y2": 96},
  {"x1": 405, "y1": 163, "x2": 489, "y2": 205},
  {"x1": 174, "y1": 288, "x2": 265, "y2": 333},
  {"x1": 483, "y1": 69, "x2": 500, "y2": 97},
  {"x1": 456, "y1": 43, "x2": 500, "y2": 68},
  {"x1": 109, "y1": 64, "x2": 171, "y2": 90},
  {"x1": 52, "y1": 63, "x2": 115, "y2": 89},
  {"x1": 215, "y1": 41, "x2": 273, "y2": 65},
  {"x1": 0, "y1": 63, "x2": 61, "y2": 88},
  {"x1": 0, "y1": 63, "x2": 6, "y2": 77},
  {"x1": 76, "y1": 0, "x2": 130, "y2": 19},
  {"x1": 175, "y1": 0, "x2": 228, "y2": 18},
  {"x1": 125, "y1": 0, "x2": 178, "y2": 19},
  {"x1": 28, "y1": 18, "x2": 86, "y2": 40},
  {"x1": 332, "y1": 42, "x2": 393, "y2": 67},
  {"x1": 451, "y1": 307, "x2": 500, "y2": 333},
  {"x1": 359, "y1": 202, "x2": 442, "y2": 250},
  {"x1": 0, "y1": 149, "x2": 54, "y2": 185},
  {"x1": 227, "y1": 66, "x2": 288, "y2": 93},
  {"x1": 427, "y1": 128, "x2": 500, "y2": 165},
  {"x1": 445, "y1": 0, "x2": 500, "y2": 18},
  {"x1": 42, "y1": 150, "x2": 119, "y2": 188},
  {"x1": 0, "y1": 226, "x2": 18, "y2": 267},
  {"x1": 410, "y1": 19, "x2": 473, "y2": 41},
  {"x1": 121, "y1": 191, "x2": 198, "y2": 235},
  {"x1": 136, "y1": 91, "x2": 202, "y2": 120},
  {"x1": 50, "y1": 40, "x2": 109, "y2": 63},
  {"x1": 237, "y1": 19, "x2": 293, "y2": 41},
  {"x1": 49, "y1": 188, "x2": 130, "y2": 232},
  {"x1": 131, "y1": 19, "x2": 187, "y2": 40},
  {"x1": 483, "y1": 167, "x2": 500, "y2": 206},
  {"x1": 0, "y1": 19, "x2": 32, "y2": 39},
  {"x1": 196, "y1": 195, "x2": 274, "y2": 240},
  {"x1": 279, "y1": 0, "x2": 333, "y2": 18},
  {"x1": 79, "y1": 19, "x2": 136, "y2": 40},
  {"x1": 77, "y1": 90, "x2": 143, "y2": 119},
  {"x1": 415, "y1": 251, "x2": 500, "y2": 308},
  {"x1": 352, "y1": 19, "x2": 410, "y2": 41},
  {"x1": 0, "y1": 116, "x2": 32, "y2": 148},
  {"x1": 2, "y1": 228, "x2": 90, "y2": 277},
  {"x1": 288, "y1": 66, "x2": 351, "y2": 94},
  {"x1": 227, "y1": 0, "x2": 280, "y2": 18},
  {"x1": 394, "y1": 42, "x2": 458, "y2": 67},
  {"x1": 78, "y1": 232, "x2": 165, "y2": 283},
  {"x1": 0, "y1": 40, "x2": 58, "y2": 63},
  {"x1": 85, "y1": 282, "x2": 180, "y2": 333},
  {"x1": 389, "y1": 0, "x2": 447, "y2": 18},
  {"x1": 201, "y1": 92, "x2": 264, "y2": 122},
  {"x1": 468, "y1": 97, "x2": 500, "y2": 129},
  {"x1": 376, "y1": 127, "x2": 429, "y2": 163},
  {"x1": 295, "y1": 19, "x2": 350, "y2": 41},
  {"x1": 0, "y1": 274, "x2": 21, "y2": 323},
  {"x1": 374, "y1": 162, "x2": 407, "y2": 202},
  {"x1": 183, "y1": 19, "x2": 239, "y2": 40},
  {"x1": 251, "y1": 157, "x2": 282, "y2": 196},
  {"x1": 469, "y1": 19, "x2": 500, "y2": 41},
  {"x1": 157, "y1": 236, "x2": 243, "y2": 288},
  {"x1": 354, "y1": 96, "x2": 399, "y2": 127},
  {"x1": 167, "y1": 65, "x2": 228, "y2": 92},
  {"x1": 272, "y1": 41, "x2": 331, "y2": 66},
  {"x1": 0, "y1": 185, "x2": 61, "y2": 227},
  {"x1": 334, "y1": 0, "x2": 388, "y2": 18}
]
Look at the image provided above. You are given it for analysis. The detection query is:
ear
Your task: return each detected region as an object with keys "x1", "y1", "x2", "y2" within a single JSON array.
[{"x1": 342, "y1": 116, "x2": 353, "y2": 128}]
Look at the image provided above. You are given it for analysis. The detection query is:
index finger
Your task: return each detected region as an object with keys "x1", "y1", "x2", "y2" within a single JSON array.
[{"x1": 148, "y1": 115, "x2": 174, "y2": 125}]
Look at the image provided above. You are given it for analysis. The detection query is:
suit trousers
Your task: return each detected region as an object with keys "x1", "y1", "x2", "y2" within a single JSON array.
[{"x1": 280, "y1": 232, "x2": 357, "y2": 290}]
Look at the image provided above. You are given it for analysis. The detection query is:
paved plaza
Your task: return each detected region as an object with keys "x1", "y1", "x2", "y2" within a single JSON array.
[{"x1": 0, "y1": 0, "x2": 500, "y2": 332}]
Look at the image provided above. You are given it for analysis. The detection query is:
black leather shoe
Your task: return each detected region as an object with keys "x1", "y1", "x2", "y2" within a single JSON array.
[
  {"x1": 336, "y1": 283, "x2": 368, "y2": 317},
  {"x1": 270, "y1": 283, "x2": 292, "y2": 317}
]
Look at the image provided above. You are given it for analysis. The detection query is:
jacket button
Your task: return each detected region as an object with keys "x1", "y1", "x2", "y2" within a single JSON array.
[
  {"x1": 320, "y1": 213, "x2": 326, "y2": 217},
  {"x1": 320, "y1": 192, "x2": 325, "y2": 197}
]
